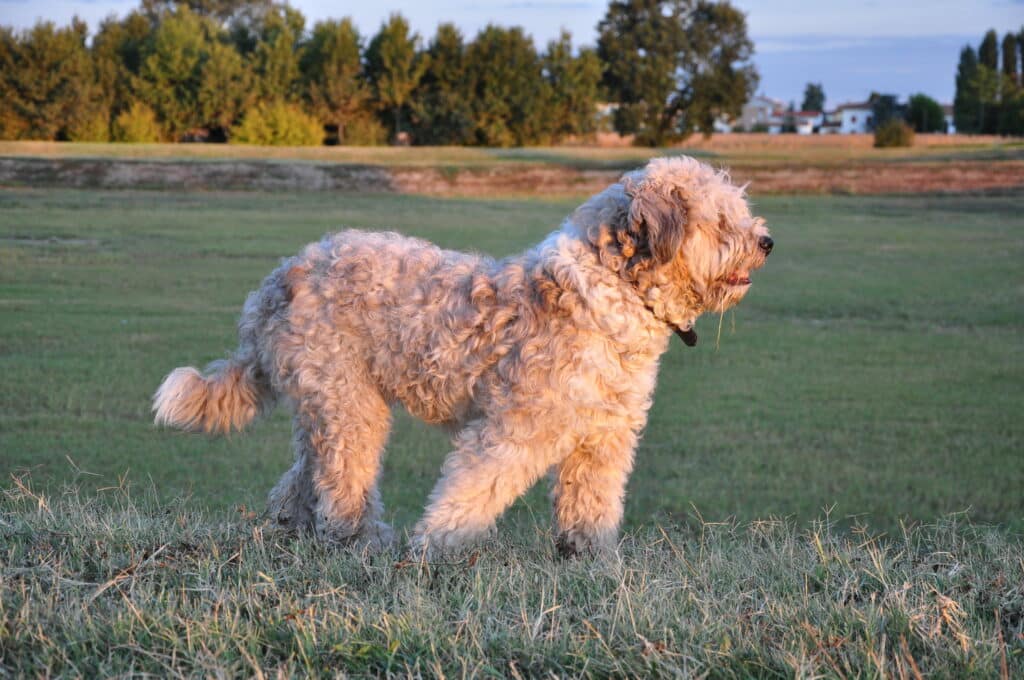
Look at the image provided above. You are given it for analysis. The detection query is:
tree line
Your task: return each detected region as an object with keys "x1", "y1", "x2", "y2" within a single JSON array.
[
  {"x1": 0, "y1": 0, "x2": 758, "y2": 147},
  {"x1": 954, "y1": 28, "x2": 1024, "y2": 135}
]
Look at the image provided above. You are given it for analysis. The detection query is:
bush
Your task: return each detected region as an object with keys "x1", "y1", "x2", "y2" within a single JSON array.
[
  {"x1": 339, "y1": 114, "x2": 388, "y2": 146},
  {"x1": 112, "y1": 102, "x2": 164, "y2": 143},
  {"x1": 230, "y1": 101, "x2": 323, "y2": 146},
  {"x1": 65, "y1": 109, "x2": 111, "y2": 142},
  {"x1": 874, "y1": 119, "x2": 915, "y2": 148}
]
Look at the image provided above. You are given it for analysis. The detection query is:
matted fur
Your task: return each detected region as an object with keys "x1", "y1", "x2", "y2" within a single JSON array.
[{"x1": 153, "y1": 156, "x2": 772, "y2": 557}]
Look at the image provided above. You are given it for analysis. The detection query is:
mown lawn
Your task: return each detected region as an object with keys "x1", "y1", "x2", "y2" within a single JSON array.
[{"x1": 0, "y1": 188, "x2": 1022, "y2": 535}]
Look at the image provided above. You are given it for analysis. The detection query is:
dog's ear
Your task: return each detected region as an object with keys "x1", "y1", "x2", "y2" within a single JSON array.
[{"x1": 625, "y1": 180, "x2": 687, "y2": 266}]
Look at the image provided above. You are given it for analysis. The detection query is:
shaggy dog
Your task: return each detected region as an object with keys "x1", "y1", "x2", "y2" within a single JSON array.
[{"x1": 153, "y1": 156, "x2": 773, "y2": 557}]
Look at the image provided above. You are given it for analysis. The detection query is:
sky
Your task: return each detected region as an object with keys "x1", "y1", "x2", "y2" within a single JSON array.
[{"x1": 3, "y1": 0, "x2": 1022, "y2": 107}]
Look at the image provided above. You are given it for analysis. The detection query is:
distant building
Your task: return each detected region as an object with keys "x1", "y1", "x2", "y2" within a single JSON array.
[
  {"x1": 713, "y1": 115, "x2": 734, "y2": 134},
  {"x1": 740, "y1": 95, "x2": 786, "y2": 132},
  {"x1": 834, "y1": 101, "x2": 874, "y2": 134},
  {"x1": 942, "y1": 104, "x2": 955, "y2": 134},
  {"x1": 793, "y1": 111, "x2": 824, "y2": 135}
]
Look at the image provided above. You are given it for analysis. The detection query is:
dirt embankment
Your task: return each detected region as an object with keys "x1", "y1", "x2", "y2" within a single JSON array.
[{"x1": 2, "y1": 156, "x2": 1022, "y2": 196}]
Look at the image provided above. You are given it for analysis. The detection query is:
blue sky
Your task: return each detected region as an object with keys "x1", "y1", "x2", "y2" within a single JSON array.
[{"x1": 3, "y1": 0, "x2": 1022, "y2": 107}]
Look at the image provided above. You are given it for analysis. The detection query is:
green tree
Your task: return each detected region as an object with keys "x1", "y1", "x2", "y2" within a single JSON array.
[
  {"x1": 1019, "y1": 28, "x2": 1024, "y2": 86},
  {"x1": 869, "y1": 92, "x2": 902, "y2": 130},
  {"x1": 542, "y1": 31, "x2": 602, "y2": 139},
  {"x1": 142, "y1": 0, "x2": 258, "y2": 25},
  {"x1": 365, "y1": 13, "x2": 428, "y2": 140},
  {"x1": 906, "y1": 94, "x2": 946, "y2": 133},
  {"x1": 953, "y1": 46, "x2": 980, "y2": 133},
  {"x1": 134, "y1": 7, "x2": 212, "y2": 138},
  {"x1": 300, "y1": 18, "x2": 370, "y2": 144},
  {"x1": 801, "y1": 82, "x2": 825, "y2": 112},
  {"x1": 676, "y1": 1, "x2": 757, "y2": 137},
  {"x1": 465, "y1": 25, "x2": 552, "y2": 146},
  {"x1": 198, "y1": 39, "x2": 254, "y2": 140},
  {"x1": 598, "y1": 0, "x2": 757, "y2": 145},
  {"x1": 979, "y1": 29, "x2": 999, "y2": 70},
  {"x1": 249, "y1": 5, "x2": 304, "y2": 102},
  {"x1": 974, "y1": 64, "x2": 1002, "y2": 134},
  {"x1": 92, "y1": 12, "x2": 153, "y2": 122},
  {"x1": 0, "y1": 19, "x2": 106, "y2": 140},
  {"x1": 411, "y1": 23, "x2": 475, "y2": 145},
  {"x1": 1003, "y1": 32, "x2": 1019, "y2": 82},
  {"x1": 598, "y1": 0, "x2": 687, "y2": 145}
]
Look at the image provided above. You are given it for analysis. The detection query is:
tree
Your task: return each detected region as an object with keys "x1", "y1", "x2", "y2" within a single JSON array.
[
  {"x1": 92, "y1": 11, "x2": 153, "y2": 121},
  {"x1": 301, "y1": 18, "x2": 371, "y2": 144},
  {"x1": 134, "y1": 7, "x2": 213, "y2": 138},
  {"x1": 953, "y1": 46, "x2": 980, "y2": 133},
  {"x1": 411, "y1": 23, "x2": 475, "y2": 145},
  {"x1": 598, "y1": 0, "x2": 686, "y2": 145},
  {"x1": 598, "y1": 0, "x2": 757, "y2": 145},
  {"x1": 1003, "y1": 32, "x2": 1019, "y2": 82},
  {"x1": 906, "y1": 94, "x2": 946, "y2": 133},
  {"x1": 0, "y1": 19, "x2": 106, "y2": 140},
  {"x1": 248, "y1": 5, "x2": 304, "y2": 102},
  {"x1": 464, "y1": 25, "x2": 552, "y2": 146},
  {"x1": 542, "y1": 31, "x2": 602, "y2": 140},
  {"x1": 869, "y1": 92, "x2": 902, "y2": 130},
  {"x1": 198, "y1": 39, "x2": 254, "y2": 140},
  {"x1": 142, "y1": 0, "x2": 260, "y2": 25},
  {"x1": 801, "y1": 83, "x2": 825, "y2": 112},
  {"x1": 1019, "y1": 27, "x2": 1024, "y2": 86},
  {"x1": 979, "y1": 29, "x2": 999, "y2": 70},
  {"x1": 365, "y1": 13, "x2": 428, "y2": 140}
]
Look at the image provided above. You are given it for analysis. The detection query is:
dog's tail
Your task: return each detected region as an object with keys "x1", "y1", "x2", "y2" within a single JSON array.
[{"x1": 153, "y1": 358, "x2": 273, "y2": 435}]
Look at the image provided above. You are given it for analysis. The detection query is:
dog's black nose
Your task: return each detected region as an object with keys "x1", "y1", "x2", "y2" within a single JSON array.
[{"x1": 759, "y1": 236, "x2": 774, "y2": 254}]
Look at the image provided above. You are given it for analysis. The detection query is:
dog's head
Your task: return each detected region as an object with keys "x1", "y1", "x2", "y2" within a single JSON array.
[{"x1": 577, "y1": 156, "x2": 771, "y2": 342}]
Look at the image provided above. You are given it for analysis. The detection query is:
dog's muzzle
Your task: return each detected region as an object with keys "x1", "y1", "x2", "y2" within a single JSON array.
[{"x1": 759, "y1": 236, "x2": 774, "y2": 255}]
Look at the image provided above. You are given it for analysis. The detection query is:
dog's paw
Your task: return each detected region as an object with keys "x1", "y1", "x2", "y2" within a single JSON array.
[
  {"x1": 407, "y1": 524, "x2": 495, "y2": 562},
  {"x1": 554, "y1": 530, "x2": 616, "y2": 559},
  {"x1": 354, "y1": 520, "x2": 396, "y2": 553}
]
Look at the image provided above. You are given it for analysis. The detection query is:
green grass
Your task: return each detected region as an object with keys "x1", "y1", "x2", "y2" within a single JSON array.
[
  {"x1": 1, "y1": 483, "x2": 1021, "y2": 676},
  {"x1": 2, "y1": 187, "x2": 1022, "y2": 675},
  {"x1": 1, "y1": 189, "x2": 1022, "y2": 534}
]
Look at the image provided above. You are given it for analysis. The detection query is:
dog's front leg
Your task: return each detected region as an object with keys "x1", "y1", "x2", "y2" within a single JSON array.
[
  {"x1": 409, "y1": 417, "x2": 571, "y2": 559},
  {"x1": 551, "y1": 428, "x2": 637, "y2": 557}
]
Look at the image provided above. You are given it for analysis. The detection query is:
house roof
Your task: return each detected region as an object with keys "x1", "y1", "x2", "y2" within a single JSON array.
[
  {"x1": 794, "y1": 111, "x2": 822, "y2": 117},
  {"x1": 833, "y1": 101, "x2": 873, "y2": 112}
]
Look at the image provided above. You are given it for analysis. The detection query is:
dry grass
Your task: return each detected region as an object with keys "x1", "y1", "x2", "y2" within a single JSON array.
[
  {"x1": 0, "y1": 135, "x2": 1019, "y2": 168},
  {"x1": 1, "y1": 477, "x2": 1021, "y2": 677}
]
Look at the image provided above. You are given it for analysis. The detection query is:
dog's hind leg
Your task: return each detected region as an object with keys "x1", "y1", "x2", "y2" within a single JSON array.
[
  {"x1": 266, "y1": 416, "x2": 317, "y2": 531},
  {"x1": 410, "y1": 416, "x2": 572, "y2": 558},
  {"x1": 550, "y1": 428, "x2": 637, "y2": 557},
  {"x1": 295, "y1": 383, "x2": 394, "y2": 551}
]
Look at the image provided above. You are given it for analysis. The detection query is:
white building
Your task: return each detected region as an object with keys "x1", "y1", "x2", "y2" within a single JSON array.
[
  {"x1": 793, "y1": 111, "x2": 824, "y2": 135},
  {"x1": 740, "y1": 95, "x2": 785, "y2": 132},
  {"x1": 834, "y1": 102, "x2": 874, "y2": 134},
  {"x1": 943, "y1": 104, "x2": 955, "y2": 134}
]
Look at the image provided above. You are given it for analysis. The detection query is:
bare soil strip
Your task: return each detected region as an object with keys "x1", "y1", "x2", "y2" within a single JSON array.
[{"x1": 2, "y1": 156, "x2": 1022, "y2": 196}]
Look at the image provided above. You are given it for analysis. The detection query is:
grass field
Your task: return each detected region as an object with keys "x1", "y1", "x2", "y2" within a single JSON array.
[
  {"x1": 2, "y1": 137, "x2": 1023, "y2": 168},
  {"x1": 2, "y1": 185, "x2": 1022, "y2": 674},
  {"x1": 2, "y1": 187, "x2": 1022, "y2": 532}
]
